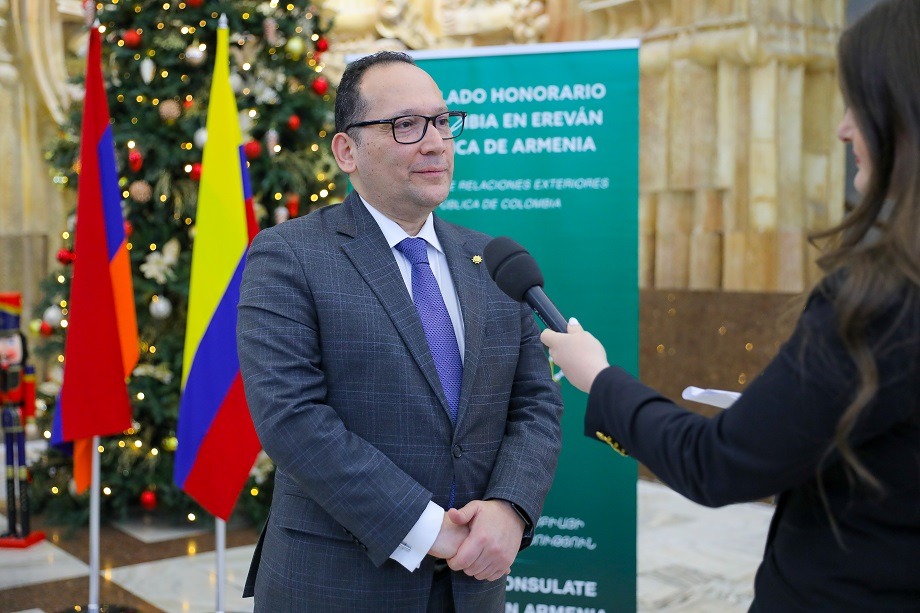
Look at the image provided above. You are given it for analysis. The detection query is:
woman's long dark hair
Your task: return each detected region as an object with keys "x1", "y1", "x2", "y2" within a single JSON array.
[{"x1": 811, "y1": 0, "x2": 920, "y2": 491}]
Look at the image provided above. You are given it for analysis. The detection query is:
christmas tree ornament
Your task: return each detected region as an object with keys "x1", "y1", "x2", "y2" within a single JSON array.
[
  {"x1": 274, "y1": 206, "x2": 290, "y2": 224},
  {"x1": 140, "y1": 238, "x2": 181, "y2": 284},
  {"x1": 186, "y1": 0, "x2": 204, "y2": 7},
  {"x1": 128, "y1": 150, "x2": 143, "y2": 172},
  {"x1": 244, "y1": 139, "x2": 262, "y2": 159},
  {"x1": 316, "y1": 37, "x2": 329, "y2": 52},
  {"x1": 311, "y1": 76, "x2": 329, "y2": 95},
  {"x1": 229, "y1": 71, "x2": 243, "y2": 93},
  {"x1": 163, "y1": 435, "x2": 178, "y2": 452},
  {"x1": 56, "y1": 248, "x2": 76, "y2": 265},
  {"x1": 193, "y1": 127, "x2": 208, "y2": 149},
  {"x1": 263, "y1": 17, "x2": 279, "y2": 45},
  {"x1": 286, "y1": 193, "x2": 301, "y2": 218},
  {"x1": 287, "y1": 114, "x2": 301, "y2": 131},
  {"x1": 265, "y1": 129, "x2": 279, "y2": 155},
  {"x1": 139, "y1": 57, "x2": 156, "y2": 84},
  {"x1": 189, "y1": 162, "x2": 202, "y2": 181},
  {"x1": 28, "y1": 319, "x2": 42, "y2": 336},
  {"x1": 285, "y1": 36, "x2": 305, "y2": 60},
  {"x1": 82, "y1": 0, "x2": 96, "y2": 27},
  {"x1": 158, "y1": 99, "x2": 181, "y2": 124},
  {"x1": 238, "y1": 110, "x2": 253, "y2": 135},
  {"x1": 184, "y1": 43, "x2": 206, "y2": 67},
  {"x1": 140, "y1": 489, "x2": 157, "y2": 511},
  {"x1": 129, "y1": 180, "x2": 152, "y2": 203},
  {"x1": 124, "y1": 220, "x2": 133, "y2": 237},
  {"x1": 42, "y1": 304, "x2": 64, "y2": 328},
  {"x1": 149, "y1": 295, "x2": 173, "y2": 320},
  {"x1": 39, "y1": 321, "x2": 53, "y2": 337},
  {"x1": 122, "y1": 30, "x2": 142, "y2": 49}
]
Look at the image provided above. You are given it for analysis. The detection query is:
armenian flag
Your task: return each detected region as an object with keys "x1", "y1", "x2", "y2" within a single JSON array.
[
  {"x1": 173, "y1": 17, "x2": 261, "y2": 521},
  {"x1": 55, "y1": 24, "x2": 139, "y2": 493}
]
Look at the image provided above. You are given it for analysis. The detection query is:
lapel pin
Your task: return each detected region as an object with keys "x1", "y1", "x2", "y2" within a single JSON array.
[{"x1": 471, "y1": 255, "x2": 483, "y2": 264}]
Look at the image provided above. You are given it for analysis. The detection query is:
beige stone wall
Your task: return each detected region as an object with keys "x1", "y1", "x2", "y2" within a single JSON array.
[
  {"x1": 320, "y1": 0, "x2": 847, "y2": 293},
  {"x1": 0, "y1": 0, "x2": 78, "y2": 321},
  {"x1": 599, "y1": 0, "x2": 847, "y2": 292}
]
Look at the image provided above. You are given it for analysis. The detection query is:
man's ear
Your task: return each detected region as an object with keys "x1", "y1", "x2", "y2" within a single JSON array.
[{"x1": 331, "y1": 132, "x2": 356, "y2": 173}]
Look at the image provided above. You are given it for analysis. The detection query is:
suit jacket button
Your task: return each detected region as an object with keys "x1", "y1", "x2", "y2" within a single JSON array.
[{"x1": 452, "y1": 444, "x2": 463, "y2": 458}]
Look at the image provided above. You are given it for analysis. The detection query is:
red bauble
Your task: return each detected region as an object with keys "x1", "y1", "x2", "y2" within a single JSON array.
[
  {"x1": 311, "y1": 76, "x2": 329, "y2": 96},
  {"x1": 183, "y1": 98, "x2": 194, "y2": 109},
  {"x1": 243, "y1": 139, "x2": 262, "y2": 159},
  {"x1": 189, "y1": 162, "x2": 202, "y2": 181},
  {"x1": 287, "y1": 114, "x2": 301, "y2": 131},
  {"x1": 39, "y1": 321, "x2": 53, "y2": 336},
  {"x1": 140, "y1": 489, "x2": 157, "y2": 511},
  {"x1": 128, "y1": 150, "x2": 143, "y2": 172},
  {"x1": 122, "y1": 30, "x2": 142, "y2": 49},
  {"x1": 286, "y1": 193, "x2": 301, "y2": 218},
  {"x1": 186, "y1": 0, "x2": 204, "y2": 6},
  {"x1": 124, "y1": 220, "x2": 133, "y2": 237},
  {"x1": 315, "y1": 38, "x2": 329, "y2": 52},
  {"x1": 56, "y1": 248, "x2": 76, "y2": 265}
]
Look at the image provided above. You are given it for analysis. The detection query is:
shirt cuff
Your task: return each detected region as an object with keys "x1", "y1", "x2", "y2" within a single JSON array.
[{"x1": 389, "y1": 500, "x2": 444, "y2": 571}]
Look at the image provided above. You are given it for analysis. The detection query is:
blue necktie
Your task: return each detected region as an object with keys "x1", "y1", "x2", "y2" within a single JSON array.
[{"x1": 395, "y1": 237, "x2": 463, "y2": 424}]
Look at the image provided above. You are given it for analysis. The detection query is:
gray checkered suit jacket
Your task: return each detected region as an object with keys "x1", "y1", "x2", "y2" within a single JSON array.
[{"x1": 237, "y1": 192, "x2": 563, "y2": 612}]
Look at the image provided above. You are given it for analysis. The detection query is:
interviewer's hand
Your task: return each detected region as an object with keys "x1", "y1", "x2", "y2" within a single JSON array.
[
  {"x1": 540, "y1": 318, "x2": 609, "y2": 393},
  {"x1": 445, "y1": 499, "x2": 523, "y2": 581},
  {"x1": 428, "y1": 511, "x2": 470, "y2": 559}
]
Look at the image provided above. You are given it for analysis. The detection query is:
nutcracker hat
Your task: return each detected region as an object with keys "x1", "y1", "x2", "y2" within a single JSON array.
[{"x1": 0, "y1": 292, "x2": 22, "y2": 332}]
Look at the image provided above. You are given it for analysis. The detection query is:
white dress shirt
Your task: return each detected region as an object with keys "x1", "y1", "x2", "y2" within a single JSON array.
[{"x1": 362, "y1": 198, "x2": 464, "y2": 571}]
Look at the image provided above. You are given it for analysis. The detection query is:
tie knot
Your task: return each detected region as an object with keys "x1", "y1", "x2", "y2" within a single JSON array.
[{"x1": 396, "y1": 237, "x2": 429, "y2": 266}]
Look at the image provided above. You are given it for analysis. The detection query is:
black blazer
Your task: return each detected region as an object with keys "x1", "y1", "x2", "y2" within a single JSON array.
[{"x1": 585, "y1": 284, "x2": 920, "y2": 611}]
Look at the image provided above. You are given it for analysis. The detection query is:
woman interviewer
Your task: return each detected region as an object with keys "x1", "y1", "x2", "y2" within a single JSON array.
[{"x1": 541, "y1": 1, "x2": 920, "y2": 610}]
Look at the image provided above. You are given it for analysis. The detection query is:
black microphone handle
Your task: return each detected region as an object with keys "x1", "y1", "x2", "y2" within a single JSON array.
[{"x1": 523, "y1": 286, "x2": 569, "y2": 333}]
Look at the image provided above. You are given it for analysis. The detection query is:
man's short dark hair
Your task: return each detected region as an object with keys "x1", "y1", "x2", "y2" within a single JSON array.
[{"x1": 334, "y1": 51, "x2": 417, "y2": 138}]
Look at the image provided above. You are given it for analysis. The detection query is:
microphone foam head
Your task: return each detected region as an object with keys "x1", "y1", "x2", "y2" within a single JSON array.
[{"x1": 483, "y1": 236, "x2": 544, "y2": 302}]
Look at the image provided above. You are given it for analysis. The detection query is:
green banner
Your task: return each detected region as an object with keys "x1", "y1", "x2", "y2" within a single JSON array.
[{"x1": 413, "y1": 41, "x2": 640, "y2": 612}]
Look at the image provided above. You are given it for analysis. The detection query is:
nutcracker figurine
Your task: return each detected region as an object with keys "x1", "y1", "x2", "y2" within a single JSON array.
[{"x1": 0, "y1": 292, "x2": 44, "y2": 547}]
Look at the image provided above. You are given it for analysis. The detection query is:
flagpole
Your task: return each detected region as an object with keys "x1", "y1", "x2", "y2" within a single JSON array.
[
  {"x1": 216, "y1": 517, "x2": 226, "y2": 613},
  {"x1": 89, "y1": 435, "x2": 100, "y2": 613}
]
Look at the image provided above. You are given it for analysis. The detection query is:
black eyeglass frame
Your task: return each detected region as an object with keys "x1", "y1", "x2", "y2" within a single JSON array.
[{"x1": 343, "y1": 111, "x2": 468, "y2": 144}]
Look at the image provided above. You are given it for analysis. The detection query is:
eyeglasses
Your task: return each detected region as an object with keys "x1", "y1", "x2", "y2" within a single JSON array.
[{"x1": 344, "y1": 111, "x2": 467, "y2": 144}]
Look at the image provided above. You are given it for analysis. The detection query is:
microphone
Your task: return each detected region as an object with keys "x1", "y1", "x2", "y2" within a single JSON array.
[{"x1": 483, "y1": 236, "x2": 569, "y2": 333}]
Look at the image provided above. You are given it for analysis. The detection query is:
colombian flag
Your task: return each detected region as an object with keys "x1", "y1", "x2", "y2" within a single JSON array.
[
  {"x1": 173, "y1": 17, "x2": 261, "y2": 521},
  {"x1": 56, "y1": 24, "x2": 139, "y2": 493}
]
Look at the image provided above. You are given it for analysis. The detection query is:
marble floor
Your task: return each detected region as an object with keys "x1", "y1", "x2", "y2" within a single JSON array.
[{"x1": 0, "y1": 480, "x2": 773, "y2": 613}]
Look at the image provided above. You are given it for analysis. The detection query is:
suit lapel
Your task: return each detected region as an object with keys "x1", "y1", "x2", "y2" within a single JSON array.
[
  {"x1": 338, "y1": 194, "x2": 455, "y2": 420},
  {"x1": 436, "y1": 217, "x2": 486, "y2": 428}
]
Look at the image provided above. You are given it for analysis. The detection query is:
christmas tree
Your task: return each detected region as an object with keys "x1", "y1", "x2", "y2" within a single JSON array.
[{"x1": 32, "y1": 0, "x2": 340, "y2": 527}]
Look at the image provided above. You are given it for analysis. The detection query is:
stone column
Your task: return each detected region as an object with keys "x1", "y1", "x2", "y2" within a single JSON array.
[
  {"x1": 0, "y1": 0, "x2": 72, "y2": 321},
  {"x1": 583, "y1": 0, "x2": 846, "y2": 292}
]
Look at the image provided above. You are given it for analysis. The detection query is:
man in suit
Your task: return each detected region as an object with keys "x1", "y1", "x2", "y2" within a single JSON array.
[{"x1": 237, "y1": 51, "x2": 563, "y2": 612}]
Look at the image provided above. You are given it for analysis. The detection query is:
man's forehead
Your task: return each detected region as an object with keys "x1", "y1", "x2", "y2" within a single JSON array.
[{"x1": 360, "y1": 64, "x2": 445, "y2": 114}]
